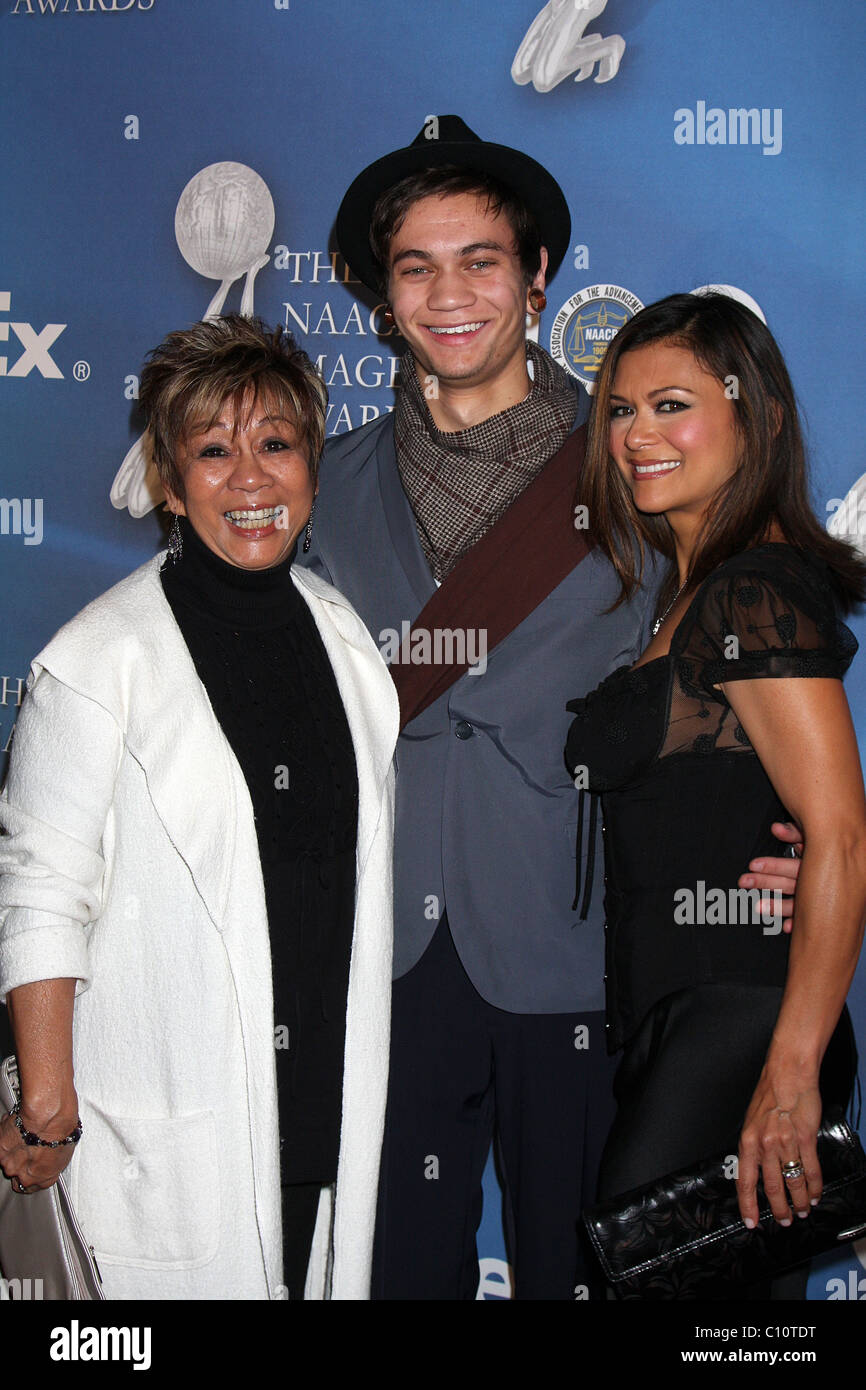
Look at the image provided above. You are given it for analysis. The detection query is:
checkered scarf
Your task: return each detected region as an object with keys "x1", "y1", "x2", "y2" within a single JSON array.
[{"x1": 394, "y1": 341, "x2": 579, "y2": 581}]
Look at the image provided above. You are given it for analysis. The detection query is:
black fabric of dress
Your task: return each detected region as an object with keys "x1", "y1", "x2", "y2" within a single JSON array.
[
  {"x1": 565, "y1": 544, "x2": 859, "y2": 1296},
  {"x1": 566, "y1": 544, "x2": 857, "y2": 1055},
  {"x1": 596, "y1": 983, "x2": 857, "y2": 1204},
  {"x1": 160, "y1": 519, "x2": 359, "y2": 1203}
]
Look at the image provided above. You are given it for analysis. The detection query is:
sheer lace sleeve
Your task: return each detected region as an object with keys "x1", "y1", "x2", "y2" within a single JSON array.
[
  {"x1": 679, "y1": 548, "x2": 857, "y2": 695},
  {"x1": 658, "y1": 547, "x2": 857, "y2": 759}
]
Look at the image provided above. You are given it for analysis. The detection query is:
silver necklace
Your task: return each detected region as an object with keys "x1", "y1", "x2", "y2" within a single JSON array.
[{"x1": 652, "y1": 581, "x2": 688, "y2": 637}]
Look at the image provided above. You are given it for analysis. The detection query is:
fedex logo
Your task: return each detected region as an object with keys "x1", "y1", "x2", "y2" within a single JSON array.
[{"x1": 0, "y1": 292, "x2": 66, "y2": 378}]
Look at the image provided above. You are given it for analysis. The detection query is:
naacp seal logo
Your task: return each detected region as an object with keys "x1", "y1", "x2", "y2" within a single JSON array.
[{"x1": 550, "y1": 285, "x2": 643, "y2": 390}]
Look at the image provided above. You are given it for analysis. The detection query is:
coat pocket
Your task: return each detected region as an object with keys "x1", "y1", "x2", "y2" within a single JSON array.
[{"x1": 72, "y1": 1104, "x2": 220, "y2": 1270}]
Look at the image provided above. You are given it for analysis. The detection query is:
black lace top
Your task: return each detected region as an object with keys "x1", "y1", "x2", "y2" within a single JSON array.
[{"x1": 565, "y1": 545, "x2": 857, "y2": 1052}]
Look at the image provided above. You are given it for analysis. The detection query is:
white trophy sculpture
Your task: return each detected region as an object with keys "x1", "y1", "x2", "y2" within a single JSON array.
[
  {"x1": 111, "y1": 161, "x2": 276, "y2": 517},
  {"x1": 827, "y1": 472, "x2": 866, "y2": 558},
  {"x1": 512, "y1": 0, "x2": 625, "y2": 93},
  {"x1": 690, "y1": 283, "x2": 767, "y2": 325}
]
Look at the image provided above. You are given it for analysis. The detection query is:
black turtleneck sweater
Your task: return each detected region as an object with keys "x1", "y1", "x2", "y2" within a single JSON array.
[{"x1": 160, "y1": 518, "x2": 358, "y2": 1186}]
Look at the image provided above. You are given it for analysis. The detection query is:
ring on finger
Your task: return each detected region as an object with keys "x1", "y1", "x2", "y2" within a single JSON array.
[{"x1": 782, "y1": 1159, "x2": 805, "y2": 1182}]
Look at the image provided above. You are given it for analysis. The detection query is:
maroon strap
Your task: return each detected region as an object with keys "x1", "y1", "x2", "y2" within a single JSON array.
[{"x1": 391, "y1": 424, "x2": 591, "y2": 728}]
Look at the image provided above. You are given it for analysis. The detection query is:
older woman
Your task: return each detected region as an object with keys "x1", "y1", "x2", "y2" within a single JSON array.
[{"x1": 0, "y1": 315, "x2": 399, "y2": 1300}]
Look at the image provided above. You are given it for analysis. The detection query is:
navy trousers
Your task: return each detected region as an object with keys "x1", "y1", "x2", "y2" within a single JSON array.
[{"x1": 371, "y1": 916, "x2": 618, "y2": 1300}]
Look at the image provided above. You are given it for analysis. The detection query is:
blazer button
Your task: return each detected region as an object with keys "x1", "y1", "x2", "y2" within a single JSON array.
[{"x1": 454, "y1": 720, "x2": 474, "y2": 740}]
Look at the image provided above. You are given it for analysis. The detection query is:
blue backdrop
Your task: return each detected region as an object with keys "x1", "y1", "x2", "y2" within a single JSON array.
[{"x1": 3, "y1": 0, "x2": 865, "y2": 1301}]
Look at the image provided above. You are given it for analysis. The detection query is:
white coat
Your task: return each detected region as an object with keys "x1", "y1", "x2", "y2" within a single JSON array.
[{"x1": 0, "y1": 555, "x2": 399, "y2": 1300}]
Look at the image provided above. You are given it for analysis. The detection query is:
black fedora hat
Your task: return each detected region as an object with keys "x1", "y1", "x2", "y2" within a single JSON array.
[{"x1": 335, "y1": 114, "x2": 571, "y2": 293}]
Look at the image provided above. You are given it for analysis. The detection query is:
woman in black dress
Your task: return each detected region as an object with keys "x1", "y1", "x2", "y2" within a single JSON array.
[{"x1": 566, "y1": 292, "x2": 866, "y2": 1267}]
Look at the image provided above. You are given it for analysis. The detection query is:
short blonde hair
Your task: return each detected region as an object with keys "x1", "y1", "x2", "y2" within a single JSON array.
[{"x1": 138, "y1": 315, "x2": 328, "y2": 501}]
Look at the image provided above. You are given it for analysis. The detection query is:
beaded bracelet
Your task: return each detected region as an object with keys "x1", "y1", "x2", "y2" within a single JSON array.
[{"x1": 10, "y1": 1103, "x2": 82, "y2": 1149}]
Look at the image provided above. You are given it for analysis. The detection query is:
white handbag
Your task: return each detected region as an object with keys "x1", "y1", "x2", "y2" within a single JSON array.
[{"x1": 0, "y1": 1055, "x2": 104, "y2": 1300}]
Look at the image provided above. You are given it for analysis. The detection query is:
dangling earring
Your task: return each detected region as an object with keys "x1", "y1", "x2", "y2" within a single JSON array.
[
  {"x1": 303, "y1": 498, "x2": 317, "y2": 554},
  {"x1": 167, "y1": 512, "x2": 183, "y2": 564},
  {"x1": 528, "y1": 288, "x2": 547, "y2": 314},
  {"x1": 383, "y1": 306, "x2": 395, "y2": 327}
]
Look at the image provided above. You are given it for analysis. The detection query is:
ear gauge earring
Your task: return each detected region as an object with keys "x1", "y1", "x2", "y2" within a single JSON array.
[
  {"x1": 383, "y1": 306, "x2": 395, "y2": 327},
  {"x1": 303, "y1": 499, "x2": 317, "y2": 554},
  {"x1": 167, "y1": 512, "x2": 183, "y2": 564},
  {"x1": 528, "y1": 288, "x2": 547, "y2": 314}
]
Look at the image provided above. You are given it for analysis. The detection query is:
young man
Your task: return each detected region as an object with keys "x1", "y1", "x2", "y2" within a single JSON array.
[{"x1": 301, "y1": 116, "x2": 800, "y2": 1299}]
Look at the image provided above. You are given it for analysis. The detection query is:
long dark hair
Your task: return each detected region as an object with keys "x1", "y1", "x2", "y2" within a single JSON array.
[{"x1": 580, "y1": 292, "x2": 866, "y2": 615}]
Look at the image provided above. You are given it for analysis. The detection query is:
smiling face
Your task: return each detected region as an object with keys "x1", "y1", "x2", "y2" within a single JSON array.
[
  {"x1": 166, "y1": 393, "x2": 315, "y2": 570},
  {"x1": 609, "y1": 340, "x2": 741, "y2": 527},
  {"x1": 386, "y1": 191, "x2": 546, "y2": 419}
]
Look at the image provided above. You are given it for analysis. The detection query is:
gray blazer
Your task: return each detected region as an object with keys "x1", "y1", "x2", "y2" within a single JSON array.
[{"x1": 301, "y1": 413, "x2": 657, "y2": 1013}]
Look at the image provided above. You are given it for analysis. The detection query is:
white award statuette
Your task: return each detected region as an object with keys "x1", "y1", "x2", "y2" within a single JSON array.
[
  {"x1": 111, "y1": 162, "x2": 276, "y2": 517},
  {"x1": 511, "y1": 0, "x2": 625, "y2": 94},
  {"x1": 690, "y1": 284, "x2": 767, "y2": 325},
  {"x1": 174, "y1": 161, "x2": 275, "y2": 319},
  {"x1": 827, "y1": 472, "x2": 866, "y2": 559},
  {"x1": 109, "y1": 434, "x2": 165, "y2": 520}
]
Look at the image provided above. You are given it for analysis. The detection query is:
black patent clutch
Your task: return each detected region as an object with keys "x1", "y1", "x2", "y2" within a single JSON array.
[{"x1": 583, "y1": 1112, "x2": 866, "y2": 1299}]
